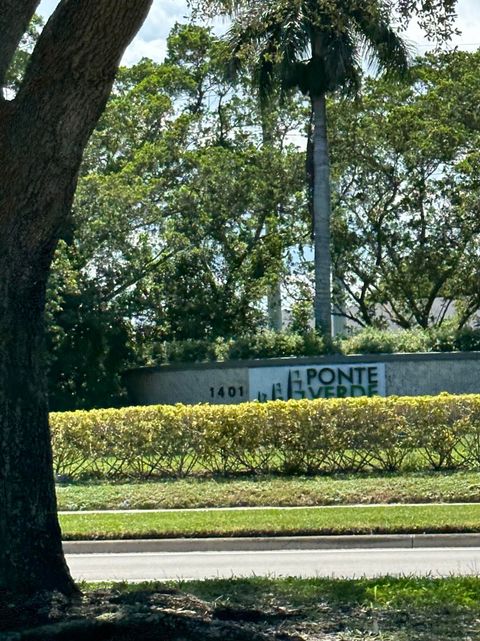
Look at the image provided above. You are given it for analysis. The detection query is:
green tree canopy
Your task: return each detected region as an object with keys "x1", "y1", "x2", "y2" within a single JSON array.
[
  {"x1": 329, "y1": 50, "x2": 480, "y2": 329},
  {"x1": 47, "y1": 24, "x2": 306, "y2": 409}
]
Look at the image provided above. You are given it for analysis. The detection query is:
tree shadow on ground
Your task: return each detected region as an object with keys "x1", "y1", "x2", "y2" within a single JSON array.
[{"x1": 2, "y1": 579, "x2": 480, "y2": 640}]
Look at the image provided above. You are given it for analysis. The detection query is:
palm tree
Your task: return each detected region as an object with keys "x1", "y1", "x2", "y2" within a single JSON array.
[{"x1": 226, "y1": 0, "x2": 409, "y2": 336}]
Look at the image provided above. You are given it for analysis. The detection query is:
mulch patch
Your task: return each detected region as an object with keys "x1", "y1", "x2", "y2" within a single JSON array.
[
  {"x1": 2, "y1": 583, "x2": 478, "y2": 640},
  {"x1": 0, "y1": 587, "x2": 307, "y2": 641}
]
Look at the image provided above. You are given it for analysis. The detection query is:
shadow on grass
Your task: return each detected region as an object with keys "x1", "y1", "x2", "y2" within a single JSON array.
[{"x1": 3, "y1": 577, "x2": 480, "y2": 640}]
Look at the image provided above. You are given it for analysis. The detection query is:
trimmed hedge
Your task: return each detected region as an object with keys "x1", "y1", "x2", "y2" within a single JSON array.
[
  {"x1": 51, "y1": 394, "x2": 480, "y2": 480},
  {"x1": 145, "y1": 327, "x2": 480, "y2": 366}
]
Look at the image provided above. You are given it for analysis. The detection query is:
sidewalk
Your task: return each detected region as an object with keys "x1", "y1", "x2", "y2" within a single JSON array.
[{"x1": 58, "y1": 501, "x2": 479, "y2": 515}]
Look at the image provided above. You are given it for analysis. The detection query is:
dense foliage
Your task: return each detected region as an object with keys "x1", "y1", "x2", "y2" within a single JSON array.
[
  {"x1": 52, "y1": 393, "x2": 480, "y2": 479},
  {"x1": 330, "y1": 51, "x2": 480, "y2": 329},
  {"x1": 144, "y1": 325, "x2": 480, "y2": 365},
  {"x1": 46, "y1": 25, "x2": 306, "y2": 410},
  {"x1": 35, "y1": 27, "x2": 480, "y2": 410}
]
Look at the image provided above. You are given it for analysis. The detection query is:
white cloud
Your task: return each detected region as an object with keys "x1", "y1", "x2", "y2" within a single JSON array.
[
  {"x1": 450, "y1": 0, "x2": 480, "y2": 48},
  {"x1": 136, "y1": 0, "x2": 188, "y2": 41},
  {"x1": 37, "y1": 0, "x2": 57, "y2": 16},
  {"x1": 122, "y1": 38, "x2": 168, "y2": 67}
]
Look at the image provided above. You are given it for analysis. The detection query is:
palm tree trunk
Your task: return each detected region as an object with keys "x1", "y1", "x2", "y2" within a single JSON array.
[{"x1": 311, "y1": 93, "x2": 332, "y2": 336}]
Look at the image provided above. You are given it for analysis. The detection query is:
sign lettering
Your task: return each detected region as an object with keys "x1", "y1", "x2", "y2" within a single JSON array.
[{"x1": 248, "y1": 364, "x2": 386, "y2": 402}]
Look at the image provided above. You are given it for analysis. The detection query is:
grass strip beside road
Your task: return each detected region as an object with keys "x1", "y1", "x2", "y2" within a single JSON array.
[
  {"x1": 60, "y1": 503, "x2": 480, "y2": 540},
  {"x1": 56, "y1": 470, "x2": 480, "y2": 511},
  {"x1": 176, "y1": 575, "x2": 480, "y2": 611}
]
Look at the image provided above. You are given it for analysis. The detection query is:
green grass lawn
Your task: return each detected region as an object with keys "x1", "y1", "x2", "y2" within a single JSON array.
[
  {"x1": 59, "y1": 503, "x2": 480, "y2": 540},
  {"x1": 56, "y1": 469, "x2": 480, "y2": 511},
  {"x1": 176, "y1": 574, "x2": 480, "y2": 609},
  {"x1": 81, "y1": 576, "x2": 480, "y2": 640}
]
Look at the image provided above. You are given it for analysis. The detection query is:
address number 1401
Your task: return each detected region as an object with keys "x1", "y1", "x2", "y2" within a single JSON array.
[{"x1": 210, "y1": 385, "x2": 244, "y2": 399}]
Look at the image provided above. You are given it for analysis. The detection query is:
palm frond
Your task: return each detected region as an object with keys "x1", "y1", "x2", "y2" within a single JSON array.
[
  {"x1": 226, "y1": 0, "x2": 310, "y2": 100},
  {"x1": 320, "y1": 28, "x2": 362, "y2": 95},
  {"x1": 224, "y1": 0, "x2": 409, "y2": 100},
  {"x1": 348, "y1": 1, "x2": 412, "y2": 77}
]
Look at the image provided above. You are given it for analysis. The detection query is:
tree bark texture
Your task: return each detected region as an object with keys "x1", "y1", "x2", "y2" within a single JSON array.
[
  {"x1": 0, "y1": 0, "x2": 152, "y2": 596},
  {"x1": 311, "y1": 93, "x2": 332, "y2": 336}
]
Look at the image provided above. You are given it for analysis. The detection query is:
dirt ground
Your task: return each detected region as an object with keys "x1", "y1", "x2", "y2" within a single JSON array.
[{"x1": 1, "y1": 583, "x2": 479, "y2": 641}]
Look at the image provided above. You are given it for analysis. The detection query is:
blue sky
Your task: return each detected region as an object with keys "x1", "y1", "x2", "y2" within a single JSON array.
[{"x1": 38, "y1": 0, "x2": 480, "y2": 66}]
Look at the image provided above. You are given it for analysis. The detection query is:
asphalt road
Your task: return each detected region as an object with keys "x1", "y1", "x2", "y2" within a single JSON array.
[{"x1": 68, "y1": 547, "x2": 480, "y2": 582}]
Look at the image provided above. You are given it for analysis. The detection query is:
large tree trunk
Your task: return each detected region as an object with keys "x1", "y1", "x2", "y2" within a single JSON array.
[
  {"x1": 311, "y1": 93, "x2": 332, "y2": 336},
  {"x1": 0, "y1": 0, "x2": 152, "y2": 597},
  {"x1": 0, "y1": 246, "x2": 76, "y2": 595}
]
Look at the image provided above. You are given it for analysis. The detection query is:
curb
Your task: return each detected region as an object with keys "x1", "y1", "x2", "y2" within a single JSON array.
[{"x1": 63, "y1": 533, "x2": 480, "y2": 555}]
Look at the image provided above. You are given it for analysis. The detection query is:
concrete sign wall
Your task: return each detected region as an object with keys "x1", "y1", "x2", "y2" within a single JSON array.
[{"x1": 123, "y1": 352, "x2": 480, "y2": 406}]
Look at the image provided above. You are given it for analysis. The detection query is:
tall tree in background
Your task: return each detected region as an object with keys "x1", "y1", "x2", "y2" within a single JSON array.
[
  {"x1": 0, "y1": 0, "x2": 152, "y2": 597},
  {"x1": 224, "y1": 0, "x2": 410, "y2": 336},
  {"x1": 329, "y1": 51, "x2": 480, "y2": 329},
  {"x1": 46, "y1": 25, "x2": 306, "y2": 410},
  {"x1": 191, "y1": 0, "x2": 459, "y2": 336}
]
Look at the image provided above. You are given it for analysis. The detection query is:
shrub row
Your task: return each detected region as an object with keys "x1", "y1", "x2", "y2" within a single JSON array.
[
  {"x1": 145, "y1": 326, "x2": 480, "y2": 366},
  {"x1": 51, "y1": 394, "x2": 480, "y2": 480}
]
